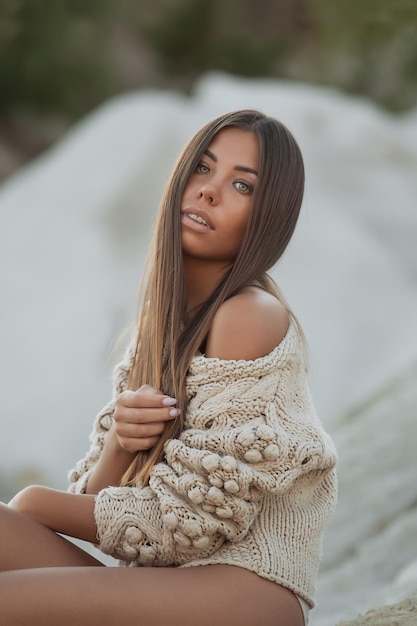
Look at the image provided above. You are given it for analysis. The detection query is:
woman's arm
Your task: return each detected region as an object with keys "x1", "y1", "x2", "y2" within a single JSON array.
[
  {"x1": 83, "y1": 424, "x2": 136, "y2": 495},
  {"x1": 9, "y1": 486, "x2": 97, "y2": 543},
  {"x1": 68, "y1": 343, "x2": 168, "y2": 495},
  {"x1": 84, "y1": 386, "x2": 180, "y2": 494},
  {"x1": 6, "y1": 387, "x2": 181, "y2": 545}
]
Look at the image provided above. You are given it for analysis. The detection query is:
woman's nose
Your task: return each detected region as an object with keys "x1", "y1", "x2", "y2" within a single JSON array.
[{"x1": 198, "y1": 184, "x2": 218, "y2": 205}]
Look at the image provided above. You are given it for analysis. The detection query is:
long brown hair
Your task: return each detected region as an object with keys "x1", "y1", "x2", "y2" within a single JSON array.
[{"x1": 122, "y1": 109, "x2": 305, "y2": 486}]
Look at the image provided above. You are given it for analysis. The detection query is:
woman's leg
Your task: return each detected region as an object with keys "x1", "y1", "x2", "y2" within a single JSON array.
[
  {"x1": 0, "y1": 564, "x2": 305, "y2": 626},
  {"x1": 0, "y1": 502, "x2": 103, "y2": 570}
]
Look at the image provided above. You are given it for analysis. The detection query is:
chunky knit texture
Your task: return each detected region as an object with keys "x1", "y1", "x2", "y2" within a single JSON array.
[{"x1": 69, "y1": 319, "x2": 337, "y2": 607}]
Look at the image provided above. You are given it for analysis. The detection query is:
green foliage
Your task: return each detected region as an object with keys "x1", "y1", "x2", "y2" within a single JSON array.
[
  {"x1": 142, "y1": 0, "x2": 212, "y2": 74},
  {"x1": 211, "y1": 36, "x2": 287, "y2": 77},
  {"x1": 0, "y1": 0, "x2": 416, "y2": 119},
  {"x1": 312, "y1": 0, "x2": 417, "y2": 47},
  {"x1": 141, "y1": 0, "x2": 288, "y2": 81},
  {"x1": 310, "y1": 0, "x2": 417, "y2": 110},
  {"x1": 0, "y1": 0, "x2": 116, "y2": 115}
]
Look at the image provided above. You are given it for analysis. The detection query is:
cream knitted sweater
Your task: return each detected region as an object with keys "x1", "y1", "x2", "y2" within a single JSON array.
[{"x1": 69, "y1": 319, "x2": 337, "y2": 607}]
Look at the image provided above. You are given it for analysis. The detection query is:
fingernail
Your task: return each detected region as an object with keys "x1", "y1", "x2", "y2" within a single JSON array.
[
  {"x1": 162, "y1": 397, "x2": 177, "y2": 406},
  {"x1": 169, "y1": 408, "x2": 181, "y2": 418}
]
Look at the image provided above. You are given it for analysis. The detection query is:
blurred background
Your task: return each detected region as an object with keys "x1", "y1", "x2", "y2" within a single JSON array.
[
  {"x1": 1, "y1": 2, "x2": 417, "y2": 625},
  {"x1": 1, "y1": 0, "x2": 417, "y2": 179}
]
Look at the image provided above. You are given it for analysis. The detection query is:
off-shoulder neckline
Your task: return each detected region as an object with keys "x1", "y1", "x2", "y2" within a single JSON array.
[{"x1": 192, "y1": 316, "x2": 297, "y2": 365}]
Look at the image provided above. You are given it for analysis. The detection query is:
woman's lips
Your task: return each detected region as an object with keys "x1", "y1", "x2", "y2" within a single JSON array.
[{"x1": 181, "y1": 208, "x2": 214, "y2": 231}]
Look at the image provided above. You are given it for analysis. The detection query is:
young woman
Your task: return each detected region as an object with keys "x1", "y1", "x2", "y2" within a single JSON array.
[{"x1": 0, "y1": 110, "x2": 337, "y2": 626}]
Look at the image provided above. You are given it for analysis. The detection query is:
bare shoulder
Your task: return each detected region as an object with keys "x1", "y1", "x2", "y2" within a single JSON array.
[{"x1": 205, "y1": 287, "x2": 289, "y2": 360}]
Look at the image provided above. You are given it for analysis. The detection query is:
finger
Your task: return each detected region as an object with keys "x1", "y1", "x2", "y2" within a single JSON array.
[
  {"x1": 115, "y1": 420, "x2": 167, "y2": 439},
  {"x1": 118, "y1": 435, "x2": 160, "y2": 453},
  {"x1": 137, "y1": 384, "x2": 164, "y2": 396},
  {"x1": 114, "y1": 406, "x2": 181, "y2": 425},
  {"x1": 119, "y1": 390, "x2": 177, "y2": 409}
]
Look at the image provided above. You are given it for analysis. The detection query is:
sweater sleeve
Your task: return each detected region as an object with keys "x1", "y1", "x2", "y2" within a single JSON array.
[
  {"x1": 68, "y1": 343, "x2": 135, "y2": 494},
  {"x1": 94, "y1": 344, "x2": 337, "y2": 566}
]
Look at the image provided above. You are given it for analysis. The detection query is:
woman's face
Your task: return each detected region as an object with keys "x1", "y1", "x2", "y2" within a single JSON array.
[{"x1": 181, "y1": 127, "x2": 259, "y2": 264}]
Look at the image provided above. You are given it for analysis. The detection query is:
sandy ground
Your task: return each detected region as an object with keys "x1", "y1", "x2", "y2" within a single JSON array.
[{"x1": 338, "y1": 594, "x2": 417, "y2": 625}]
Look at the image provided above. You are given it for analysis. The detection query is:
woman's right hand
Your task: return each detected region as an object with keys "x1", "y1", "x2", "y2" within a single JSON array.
[
  {"x1": 113, "y1": 385, "x2": 180, "y2": 453},
  {"x1": 84, "y1": 385, "x2": 180, "y2": 494}
]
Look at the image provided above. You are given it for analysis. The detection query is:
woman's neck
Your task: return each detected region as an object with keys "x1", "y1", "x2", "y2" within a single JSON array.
[{"x1": 183, "y1": 255, "x2": 231, "y2": 317}]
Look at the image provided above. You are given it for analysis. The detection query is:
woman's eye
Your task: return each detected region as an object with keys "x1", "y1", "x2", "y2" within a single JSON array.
[
  {"x1": 234, "y1": 181, "x2": 252, "y2": 194},
  {"x1": 196, "y1": 162, "x2": 209, "y2": 174}
]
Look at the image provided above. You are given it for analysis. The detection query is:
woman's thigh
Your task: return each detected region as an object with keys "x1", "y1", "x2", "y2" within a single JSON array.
[{"x1": 0, "y1": 564, "x2": 304, "y2": 626}]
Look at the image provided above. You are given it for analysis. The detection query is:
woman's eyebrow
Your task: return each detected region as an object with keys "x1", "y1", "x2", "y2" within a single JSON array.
[
  {"x1": 204, "y1": 148, "x2": 217, "y2": 162},
  {"x1": 235, "y1": 165, "x2": 258, "y2": 176},
  {"x1": 203, "y1": 149, "x2": 258, "y2": 176}
]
